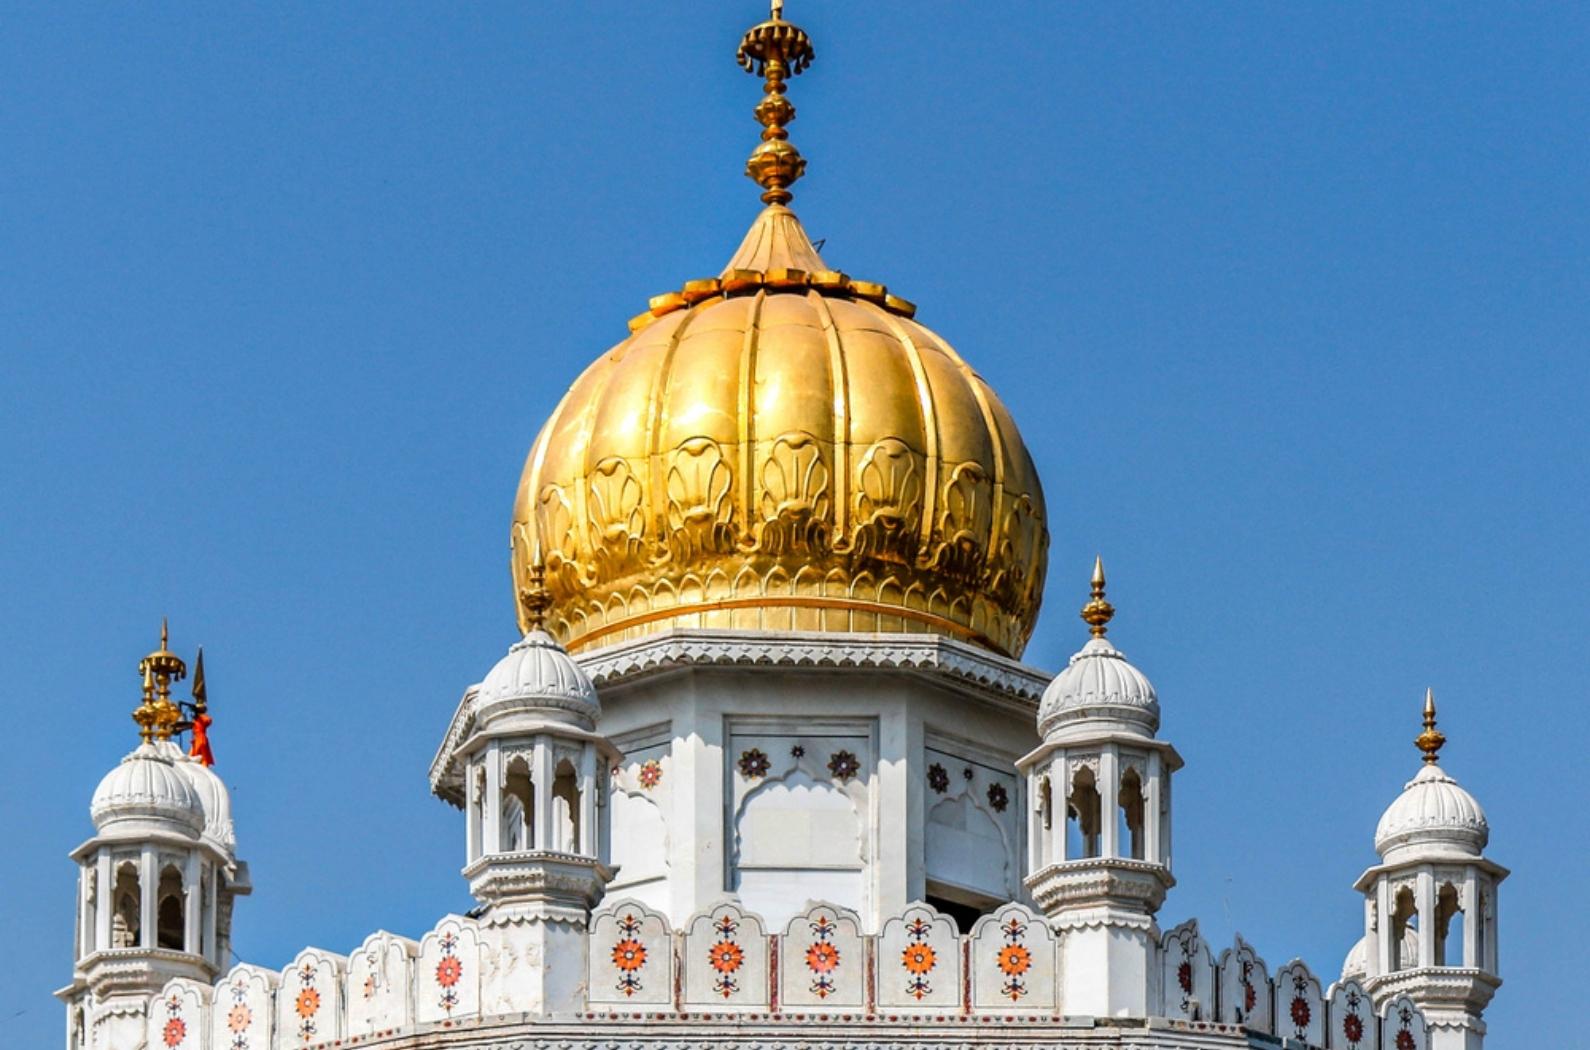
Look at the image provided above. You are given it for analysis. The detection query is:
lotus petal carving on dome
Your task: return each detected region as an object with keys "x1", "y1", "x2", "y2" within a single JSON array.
[
  {"x1": 665, "y1": 437, "x2": 737, "y2": 562},
  {"x1": 932, "y1": 462, "x2": 993, "y2": 584},
  {"x1": 755, "y1": 431, "x2": 832, "y2": 556},
  {"x1": 586, "y1": 458, "x2": 648, "y2": 580},
  {"x1": 851, "y1": 437, "x2": 924, "y2": 567}
]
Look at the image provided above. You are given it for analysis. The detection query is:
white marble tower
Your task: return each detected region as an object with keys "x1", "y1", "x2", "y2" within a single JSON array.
[
  {"x1": 1352, "y1": 691, "x2": 1505, "y2": 1050},
  {"x1": 57, "y1": 630, "x2": 248, "y2": 1050},
  {"x1": 1019, "y1": 559, "x2": 1181, "y2": 1017},
  {"x1": 431, "y1": 583, "x2": 621, "y2": 1016}
]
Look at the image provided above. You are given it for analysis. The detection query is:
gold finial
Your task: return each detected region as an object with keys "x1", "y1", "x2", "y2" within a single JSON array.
[
  {"x1": 134, "y1": 664, "x2": 159, "y2": 743},
  {"x1": 737, "y1": 1, "x2": 814, "y2": 205},
  {"x1": 1415, "y1": 687, "x2": 1446, "y2": 765},
  {"x1": 1080, "y1": 555, "x2": 1115, "y2": 637},
  {"x1": 137, "y1": 619, "x2": 187, "y2": 742},
  {"x1": 519, "y1": 563, "x2": 554, "y2": 632}
]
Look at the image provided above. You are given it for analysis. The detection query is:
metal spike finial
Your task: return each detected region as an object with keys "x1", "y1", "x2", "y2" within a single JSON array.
[
  {"x1": 191, "y1": 646, "x2": 208, "y2": 714},
  {"x1": 1080, "y1": 555, "x2": 1115, "y2": 638},
  {"x1": 737, "y1": 1, "x2": 814, "y2": 205},
  {"x1": 1415, "y1": 687, "x2": 1446, "y2": 765},
  {"x1": 520, "y1": 563, "x2": 554, "y2": 632}
]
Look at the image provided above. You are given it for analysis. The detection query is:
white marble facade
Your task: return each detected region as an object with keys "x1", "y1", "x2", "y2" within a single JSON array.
[{"x1": 588, "y1": 631, "x2": 1045, "y2": 934}]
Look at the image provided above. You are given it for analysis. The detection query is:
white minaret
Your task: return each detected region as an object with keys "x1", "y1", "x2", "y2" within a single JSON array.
[
  {"x1": 1353, "y1": 691, "x2": 1505, "y2": 1050},
  {"x1": 1018, "y1": 559, "x2": 1180, "y2": 1017},
  {"x1": 58, "y1": 628, "x2": 249, "y2": 1050},
  {"x1": 430, "y1": 575, "x2": 619, "y2": 1016}
]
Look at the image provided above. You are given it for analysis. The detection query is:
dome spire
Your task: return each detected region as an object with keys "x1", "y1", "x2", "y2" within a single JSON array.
[
  {"x1": 737, "y1": 1, "x2": 814, "y2": 205},
  {"x1": 519, "y1": 562, "x2": 553, "y2": 632},
  {"x1": 1416, "y1": 686, "x2": 1446, "y2": 765},
  {"x1": 1080, "y1": 555, "x2": 1115, "y2": 638},
  {"x1": 134, "y1": 619, "x2": 186, "y2": 743}
]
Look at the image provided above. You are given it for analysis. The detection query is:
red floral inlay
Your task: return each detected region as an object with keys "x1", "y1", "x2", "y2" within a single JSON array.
[
  {"x1": 1178, "y1": 960, "x2": 1193, "y2": 994},
  {"x1": 827, "y1": 750, "x2": 860, "y2": 781},
  {"x1": 638, "y1": 759, "x2": 662, "y2": 789},
  {"x1": 294, "y1": 987, "x2": 320, "y2": 1019},
  {"x1": 996, "y1": 943, "x2": 1031, "y2": 976},
  {"x1": 227, "y1": 1004, "x2": 251, "y2": 1033},
  {"x1": 162, "y1": 1017, "x2": 186, "y2": 1048},
  {"x1": 901, "y1": 943, "x2": 936, "y2": 975},
  {"x1": 708, "y1": 940, "x2": 745, "y2": 974},
  {"x1": 806, "y1": 941, "x2": 840, "y2": 973},
  {"x1": 1396, "y1": 1030, "x2": 1416, "y2": 1050},
  {"x1": 435, "y1": 955, "x2": 463, "y2": 988},
  {"x1": 1343, "y1": 1013, "x2": 1365, "y2": 1044},
  {"x1": 737, "y1": 749, "x2": 771, "y2": 778},
  {"x1": 612, "y1": 938, "x2": 647, "y2": 971},
  {"x1": 1290, "y1": 995, "x2": 1311, "y2": 1028}
]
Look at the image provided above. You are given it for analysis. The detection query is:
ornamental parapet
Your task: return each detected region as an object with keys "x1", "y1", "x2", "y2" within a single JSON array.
[{"x1": 140, "y1": 903, "x2": 1430, "y2": 1050}]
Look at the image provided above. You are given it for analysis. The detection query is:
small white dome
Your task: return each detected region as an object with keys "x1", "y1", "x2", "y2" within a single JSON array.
[
  {"x1": 475, "y1": 630, "x2": 600, "y2": 727},
  {"x1": 1038, "y1": 636, "x2": 1159, "y2": 739},
  {"x1": 1341, "y1": 935, "x2": 1369, "y2": 980},
  {"x1": 90, "y1": 742, "x2": 205, "y2": 835},
  {"x1": 1374, "y1": 763, "x2": 1488, "y2": 861},
  {"x1": 167, "y1": 745, "x2": 236, "y2": 853},
  {"x1": 1341, "y1": 928, "x2": 1419, "y2": 981}
]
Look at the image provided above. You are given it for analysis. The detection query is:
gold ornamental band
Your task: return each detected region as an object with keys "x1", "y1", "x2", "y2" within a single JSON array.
[{"x1": 564, "y1": 595, "x2": 1007, "y2": 656}]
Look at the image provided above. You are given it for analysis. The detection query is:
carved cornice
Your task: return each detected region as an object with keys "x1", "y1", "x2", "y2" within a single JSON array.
[
  {"x1": 1026, "y1": 857, "x2": 1173, "y2": 919},
  {"x1": 239, "y1": 1012, "x2": 1259, "y2": 1049},
  {"x1": 1365, "y1": 966, "x2": 1500, "y2": 1017},
  {"x1": 578, "y1": 629, "x2": 1049, "y2": 704},
  {"x1": 466, "y1": 851, "x2": 612, "y2": 917},
  {"x1": 81, "y1": 948, "x2": 215, "y2": 999}
]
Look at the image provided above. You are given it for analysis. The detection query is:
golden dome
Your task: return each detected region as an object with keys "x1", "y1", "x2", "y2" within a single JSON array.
[{"x1": 508, "y1": 7, "x2": 1049, "y2": 658}]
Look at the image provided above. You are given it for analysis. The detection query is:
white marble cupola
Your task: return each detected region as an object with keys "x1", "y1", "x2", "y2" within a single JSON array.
[
  {"x1": 59, "y1": 629, "x2": 249, "y2": 1050},
  {"x1": 431, "y1": 579, "x2": 620, "y2": 1015},
  {"x1": 1348, "y1": 691, "x2": 1505, "y2": 1050},
  {"x1": 1018, "y1": 559, "x2": 1181, "y2": 1017}
]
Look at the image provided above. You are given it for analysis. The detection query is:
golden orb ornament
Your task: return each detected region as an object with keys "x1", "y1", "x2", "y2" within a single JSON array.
[{"x1": 508, "y1": 6, "x2": 1049, "y2": 657}]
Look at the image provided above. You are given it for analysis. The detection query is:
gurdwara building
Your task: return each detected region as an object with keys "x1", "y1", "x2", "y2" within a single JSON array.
[{"x1": 58, "y1": 8, "x2": 1506, "y2": 1050}]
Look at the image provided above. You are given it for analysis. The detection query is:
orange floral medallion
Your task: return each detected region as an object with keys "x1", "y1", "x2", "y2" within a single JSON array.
[
  {"x1": 997, "y1": 944, "x2": 1031, "y2": 976},
  {"x1": 612, "y1": 938, "x2": 647, "y2": 972},
  {"x1": 708, "y1": 940, "x2": 745, "y2": 974},
  {"x1": 806, "y1": 941, "x2": 840, "y2": 973},
  {"x1": 901, "y1": 943, "x2": 936, "y2": 974}
]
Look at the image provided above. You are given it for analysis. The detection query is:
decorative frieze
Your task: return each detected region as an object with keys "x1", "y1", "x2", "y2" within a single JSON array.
[{"x1": 146, "y1": 900, "x2": 1431, "y2": 1048}]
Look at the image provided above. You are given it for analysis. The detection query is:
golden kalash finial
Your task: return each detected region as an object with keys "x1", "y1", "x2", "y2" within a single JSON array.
[
  {"x1": 1080, "y1": 555, "x2": 1115, "y2": 638},
  {"x1": 1415, "y1": 687, "x2": 1446, "y2": 765},
  {"x1": 133, "y1": 663, "x2": 160, "y2": 743},
  {"x1": 518, "y1": 562, "x2": 554, "y2": 632},
  {"x1": 737, "y1": 0, "x2": 815, "y2": 205},
  {"x1": 135, "y1": 618, "x2": 187, "y2": 742}
]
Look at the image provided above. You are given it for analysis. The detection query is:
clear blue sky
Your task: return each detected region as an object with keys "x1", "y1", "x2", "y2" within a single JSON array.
[{"x1": 3, "y1": 2, "x2": 1584, "y2": 1044}]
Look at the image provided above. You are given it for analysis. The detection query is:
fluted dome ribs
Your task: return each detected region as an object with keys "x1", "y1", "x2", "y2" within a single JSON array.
[{"x1": 511, "y1": 208, "x2": 1048, "y2": 657}]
